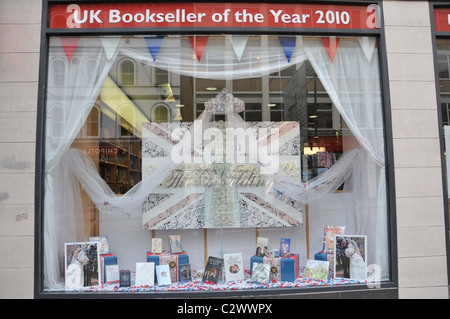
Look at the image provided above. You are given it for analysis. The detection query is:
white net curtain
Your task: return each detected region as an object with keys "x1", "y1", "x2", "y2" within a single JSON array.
[{"x1": 43, "y1": 35, "x2": 388, "y2": 290}]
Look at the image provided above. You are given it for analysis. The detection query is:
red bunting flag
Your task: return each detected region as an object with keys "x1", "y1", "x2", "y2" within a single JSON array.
[
  {"x1": 61, "y1": 37, "x2": 80, "y2": 63},
  {"x1": 189, "y1": 36, "x2": 209, "y2": 62},
  {"x1": 322, "y1": 37, "x2": 340, "y2": 63}
]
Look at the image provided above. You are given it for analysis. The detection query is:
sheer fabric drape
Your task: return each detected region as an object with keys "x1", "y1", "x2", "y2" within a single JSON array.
[{"x1": 43, "y1": 35, "x2": 388, "y2": 289}]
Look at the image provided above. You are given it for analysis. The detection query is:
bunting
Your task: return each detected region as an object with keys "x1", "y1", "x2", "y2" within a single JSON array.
[
  {"x1": 358, "y1": 37, "x2": 376, "y2": 62},
  {"x1": 145, "y1": 36, "x2": 165, "y2": 62},
  {"x1": 230, "y1": 35, "x2": 248, "y2": 61},
  {"x1": 101, "y1": 37, "x2": 121, "y2": 60},
  {"x1": 61, "y1": 37, "x2": 80, "y2": 63},
  {"x1": 322, "y1": 37, "x2": 340, "y2": 63},
  {"x1": 278, "y1": 36, "x2": 297, "y2": 63},
  {"x1": 189, "y1": 36, "x2": 209, "y2": 62}
]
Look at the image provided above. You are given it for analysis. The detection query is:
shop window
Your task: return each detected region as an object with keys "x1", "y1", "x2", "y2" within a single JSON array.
[{"x1": 42, "y1": 34, "x2": 389, "y2": 295}]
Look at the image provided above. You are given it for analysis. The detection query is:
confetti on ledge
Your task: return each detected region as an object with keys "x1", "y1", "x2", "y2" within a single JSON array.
[{"x1": 69, "y1": 268, "x2": 368, "y2": 293}]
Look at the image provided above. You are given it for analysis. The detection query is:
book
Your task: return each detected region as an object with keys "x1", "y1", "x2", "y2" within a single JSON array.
[
  {"x1": 179, "y1": 263, "x2": 192, "y2": 283},
  {"x1": 169, "y1": 235, "x2": 183, "y2": 254},
  {"x1": 152, "y1": 238, "x2": 162, "y2": 254},
  {"x1": 256, "y1": 237, "x2": 269, "y2": 257},
  {"x1": 100, "y1": 254, "x2": 117, "y2": 284},
  {"x1": 251, "y1": 262, "x2": 270, "y2": 284},
  {"x1": 135, "y1": 262, "x2": 155, "y2": 287},
  {"x1": 105, "y1": 264, "x2": 120, "y2": 285},
  {"x1": 223, "y1": 253, "x2": 244, "y2": 282},
  {"x1": 323, "y1": 226, "x2": 345, "y2": 254},
  {"x1": 280, "y1": 238, "x2": 291, "y2": 257},
  {"x1": 119, "y1": 270, "x2": 131, "y2": 287},
  {"x1": 202, "y1": 256, "x2": 224, "y2": 284},
  {"x1": 156, "y1": 264, "x2": 172, "y2": 286},
  {"x1": 89, "y1": 236, "x2": 110, "y2": 255},
  {"x1": 304, "y1": 259, "x2": 329, "y2": 280}
]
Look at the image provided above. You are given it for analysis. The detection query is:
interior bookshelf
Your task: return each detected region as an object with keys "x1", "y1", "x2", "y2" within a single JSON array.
[{"x1": 98, "y1": 111, "x2": 142, "y2": 195}]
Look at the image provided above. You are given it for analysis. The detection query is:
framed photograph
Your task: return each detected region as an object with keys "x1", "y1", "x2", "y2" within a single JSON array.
[
  {"x1": 64, "y1": 242, "x2": 101, "y2": 290},
  {"x1": 334, "y1": 235, "x2": 367, "y2": 280}
]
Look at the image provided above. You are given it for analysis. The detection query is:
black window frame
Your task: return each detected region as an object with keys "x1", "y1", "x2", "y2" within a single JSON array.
[{"x1": 35, "y1": 0, "x2": 399, "y2": 299}]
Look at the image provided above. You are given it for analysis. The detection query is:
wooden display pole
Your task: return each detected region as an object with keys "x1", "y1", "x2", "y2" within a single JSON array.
[
  {"x1": 204, "y1": 229, "x2": 208, "y2": 266},
  {"x1": 306, "y1": 205, "x2": 310, "y2": 259}
]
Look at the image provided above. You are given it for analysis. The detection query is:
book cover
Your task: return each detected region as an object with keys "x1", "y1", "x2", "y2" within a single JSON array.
[
  {"x1": 304, "y1": 259, "x2": 329, "y2": 280},
  {"x1": 251, "y1": 262, "x2": 270, "y2": 284},
  {"x1": 169, "y1": 235, "x2": 183, "y2": 254},
  {"x1": 202, "y1": 256, "x2": 224, "y2": 284},
  {"x1": 323, "y1": 226, "x2": 345, "y2": 254},
  {"x1": 179, "y1": 263, "x2": 192, "y2": 283},
  {"x1": 256, "y1": 237, "x2": 269, "y2": 257},
  {"x1": 152, "y1": 238, "x2": 162, "y2": 254},
  {"x1": 89, "y1": 236, "x2": 110, "y2": 255},
  {"x1": 105, "y1": 264, "x2": 120, "y2": 284},
  {"x1": 135, "y1": 262, "x2": 155, "y2": 287},
  {"x1": 334, "y1": 235, "x2": 367, "y2": 280},
  {"x1": 64, "y1": 242, "x2": 101, "y2": 290},
  {"x1": 119, "y1": 270, "x2": 131, "y2": 287},
  {"x1": 280, "y1": 238, "x2": 291, "y2": 257},
  {"x1": 223, "y1": 253, "x2": 244, "y2": 282},
  {"x1": 156, "y1": 264, "x2": 172, "y2": 286}
]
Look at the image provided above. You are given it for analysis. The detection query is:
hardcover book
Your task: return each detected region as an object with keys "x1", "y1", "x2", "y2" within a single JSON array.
[
  {"x1": 323, "y1": 226, "x2": 345, "y2": 254},
  {"x1": 256, "y1": 237, "x2": 269, "y2": 257},
  {"x1": 223, "y1": 253, "x2": 244, "y2": 282},
  {"x1": 105, "y1": 264, "x2": 120, "y2": 285},
  {"x1": 152, "y1": 238, "x2": 162, "y2": 254},
  {"x1": 202, "y1": 256, "x2": 224, "y2": 284},
  {"x1": 89, "y1": 236, "x2": 110, "y2": 255},
  {"x1": 169, "y1": 235, "x2": 183, "y2": 254},
  {"x1": 179, "y1": 263, "x2": 192, "y2": 283},
  {"x1": 251, "y1": 262, "x2": 270, "y2": 284},
  {"x1": 135, "y1": 262, "x2": 155, "y2": 287},
  {"x1": 304, "y1": 259, "x2": 329, "y2": 280},
  {"x1": 119, "y1": 270, "x2": 131, "y2": 287},
  {"x1": 156, "y1": 264, "x2": 172, "y2": 286},
  {"x1": 280, "y1": 238, "x2": 291, "y2": 257}
]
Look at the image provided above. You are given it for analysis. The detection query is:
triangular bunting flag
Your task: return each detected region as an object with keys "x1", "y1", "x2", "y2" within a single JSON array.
[
  {"x1": 145, "y1": 36, "x2": 165, "y2": 62},
  {"x1": 278, "y1": 36, "x2": 296, "y2": 63},
  {"x1": 101, "y1": 37, "x2": 121, "y2": 60},
  {"x1": 61, "y1": 37, "x2": 80, "y2": 63},
  {"x1": 189, "y1": 36, "x2": 209, "y2": 62},
  {"x1": 358, "y1": 37, "x2": 376, "y2": 62},
  {"x1": 322, "y1": 37, "x2": 340, "y2": 63},
  {"x1": 230, "y1": 35, "x2": 248, "y2": 61}
]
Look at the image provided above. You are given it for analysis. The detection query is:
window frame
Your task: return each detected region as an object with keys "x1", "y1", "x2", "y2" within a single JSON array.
[{"x1": 35, "y1": 0, "x2": 398, "y2": 299}]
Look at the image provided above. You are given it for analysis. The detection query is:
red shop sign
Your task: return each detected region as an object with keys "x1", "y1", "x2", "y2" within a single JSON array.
[
  {"x1": 435, "y1": 8, "x2": 450, "y2": 32},
  {"x1": 49, "y1": 3, "x2": 379, "y2": 30}
]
